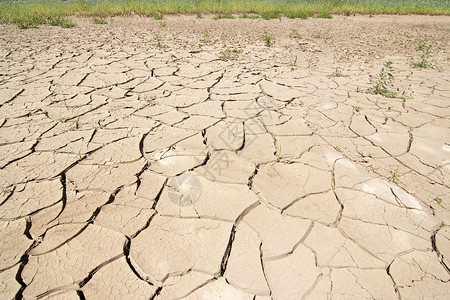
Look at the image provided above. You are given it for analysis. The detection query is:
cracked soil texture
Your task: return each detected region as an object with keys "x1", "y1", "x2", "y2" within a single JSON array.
[{"x1": 0, "y1": 15, "x2": 449, "y2": 299}]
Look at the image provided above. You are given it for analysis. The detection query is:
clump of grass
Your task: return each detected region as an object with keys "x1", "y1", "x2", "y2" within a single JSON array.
[
  {"x1": 200, "y1": 27, "x2": 211, "y2": 44},
  {"x1": 284, "y1": 10, "x2": 312, "y2": 19},
  {"x1": 345, "y1": 10, "x2": 352, "y2": 16},
  {"x1": 1, "y1": 0, "x2": 449, "y2": 26},
  {"x1": 289, "y1": 29, "x2": 302, "y2": 39},
  {"x1": 410, "y1": 41, "x2": 437, "y2": 69},
  {"x1": 46, "y1": 16, "x2": 76, "y2": 28},
  {"x1": 93, "y1": 17, "x2": 107, "y2": 24},
  {"x1": 259, "y1": 11, "x2": 281, "y2": 20},
  {"x1": 219, "y1": 48, "x2": 243, "y2": 61},
  {"x1": 153, "y1": 12, "x2": 164, "y2": 20},
  {"x1": 16, "y1": 15, "x2": 76, "y2": 29},
  {"x1": 366, "y1": 61, "x2": 399, "y2": 98},
  {"x1": 240, "y1": 13, "x2": 259, "y2": 19},
  {"x1": 214, "y1": 13, "x2": 235, "y2": 19},
  {"x1": 391, "y1": 166, "x2": 401, "y2": 183},
  {"x1": 262, "y1": 32, "x2": 274, "y2": 47},
  {"x1": 317, "y1": 12, "x2": 333, "y2": 19},
  {"x1": 155, "y1": 35, "x2": 163, "y2": 48},
  {"x1": 196, "y1": 11, "x2": 203, "y2": 18},
  {"x1": 329, "y1": 67, "x2": 345, "y2": 77}
]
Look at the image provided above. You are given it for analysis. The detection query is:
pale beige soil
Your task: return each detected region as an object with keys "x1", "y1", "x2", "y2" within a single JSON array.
[{"x1": 0, "y1": 15, "x2": 449, "y2": 299}]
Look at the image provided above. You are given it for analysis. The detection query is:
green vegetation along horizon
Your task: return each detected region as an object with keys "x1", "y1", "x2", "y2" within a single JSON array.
[{"x1": 1, "y1": 0, "x2": 449, "y2": 29}]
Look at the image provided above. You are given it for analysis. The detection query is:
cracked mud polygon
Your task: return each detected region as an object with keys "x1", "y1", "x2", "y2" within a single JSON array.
[{"x1": 0, "y1": 15, "x2": 449, "y2": 299}]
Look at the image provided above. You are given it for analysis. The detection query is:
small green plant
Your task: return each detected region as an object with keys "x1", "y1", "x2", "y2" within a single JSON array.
[
  {"x1": 366, "y1": 61, "x2": 398, "y2": 98},
  {"x1": 219, "y1": 48, "x2": 243, "y2": 61},
  {"x1": 435, "y1": 197, "x2": 444, "y2": 207},
  {"x1": 155, "y1": 35, "x2": 163, "y2": 48},
  {"x1": 214, "y1": 13, "x2": 235, "y2": 19},
  {"x1": 362, "y1": 153, "x2": 374, "y2": 158},
  {"x1": 391, "y1": 167, "x2": 401, "y2": 183},
  {"x1": 354, "y1": 106, "x2": 362, "y2": 112},
  {"x1": 335, "y1": 146, "x2": 342, "y2": 153},
  {"x1": 43, "y1": 111, "x2": 49, "y2": 118},
  {"x1": 76, "y1": 116, "x2": 80, "y2": 129},
  {"x1": 196, "y1": 11, "x2": 203, "y2": 18},
  {"x1": 153, "y1": 12, "x2": 164, "y2": 20},
  {"x1": 289, "y1": 29, "x2": 302, "y2": 39},
  {"x1": 262, "y1": 32, "x2": 274, "y2": 47},
  {"x1": 160, "y1": 21, "x2": 167, "y2": 28},
  {"x1": 410, "y1": 41, "x2": 436, "y2": 69},
  {"x1": 240, "y1": 13, "x2": 259, "y2": 19},
  {"x1": 260, "y1": 11, "x2": 281, "y2": 20},
  {"x1": 317, "y1": 12, "x2": 332, "y2": 19},
  {"x1": 329, "y1": 67, "x2": 344, "y2": 77},
  {"x1": 46, "y1": 16, "x2": 76, "y2": 28},
  {"x1": 78, "y1": 150, "x2": 83, "y2": 161},
  {"x1": 93, "y1": 17, "x2": 107, "y2": 24},
  {"x1": 201, "y1": 27, "x2": 211, "y2": 44},
  {"x1": 345, "y1": 10, "x2": 351, "y2": 16},
  {"x1": 274, "y1": 146, "x2": 289, "y2": 162}
]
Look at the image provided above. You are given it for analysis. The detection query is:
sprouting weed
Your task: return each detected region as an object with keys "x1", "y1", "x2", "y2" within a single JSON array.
[
  {"x1": 218, "y1": 48, "x2": 243, "y2": 61},
  {"x1": 366, "y1": 61, "x2": 399, "y2": 98},
  {"x1": 262, "y1": 32, "x2": 274, "y2": 47},
  {"x1": 329, "y1": 67, "x2": 345, "y2": 77},
  {"x1": 354, "y1": 106, "x2": 362, "y2": 112},
  {"x1": 201, "y1": 27, "x2": 211, "y2": 44},
  {"x1": 289, "y1": 29, "x2": 302, "y2": 39},
  {"x1": 155, "y1": 35, "x2": 163, "y2": 48},
  {"x1": 435, "y1": 197, "x2": 444, "y2": 207},
  {"x1": 391, "y1": 167, "x2": 401, "y2": 183},
  {"x1": 410, "y1": 41, "x2": 437, "y2": 69}
]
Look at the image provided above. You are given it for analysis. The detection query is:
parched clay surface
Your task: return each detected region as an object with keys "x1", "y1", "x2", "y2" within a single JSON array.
[{"x1": 0, "y1": 15, "x2": 449, "y2": 299}]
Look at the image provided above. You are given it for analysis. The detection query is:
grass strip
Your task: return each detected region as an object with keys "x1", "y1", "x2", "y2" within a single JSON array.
[{"x1": 1, "y1": 0, "x2": 449, "y2": 28}]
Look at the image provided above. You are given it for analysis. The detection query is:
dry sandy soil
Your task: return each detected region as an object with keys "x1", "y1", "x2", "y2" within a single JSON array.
[{"x1": 0, "y1": 15, "x2": 449, "y2": 299}]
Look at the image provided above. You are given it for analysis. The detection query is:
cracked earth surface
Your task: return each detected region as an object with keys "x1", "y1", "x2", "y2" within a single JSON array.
[{"x1": 0, "y1": 15, "x2": 449, "y2": 299}]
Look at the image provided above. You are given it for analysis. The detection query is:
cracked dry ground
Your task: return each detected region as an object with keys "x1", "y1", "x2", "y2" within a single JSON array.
[{"x1": 0, "y1": 15, "x2": 449, "y2": 299}]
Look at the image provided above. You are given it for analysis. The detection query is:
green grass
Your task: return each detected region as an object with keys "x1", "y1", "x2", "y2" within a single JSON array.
[
  {"x1": 1, "y1": 0, "x2": 448, "y2": 28},
  {"x1": 285, "y1": 10, "x2": 313, "y2": 19},
  {"x1": 260, "y1": 11, "x2": 281, "y2": 20},
  {"x1": 240, "y1": 13, "x2": 259, "y2": 19},
  {"x1": 317, "y1": 11, "x2": 333, "y2": 18},
  {"x1": 93, "y1": 17, "x2": 107, "y2": 24},
  {"x1": 15, "y1": 15, "x2": 76, "y2": 29},
  {"x1": 214, "y1": 12, "x2": 235, "y2": 19}
]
